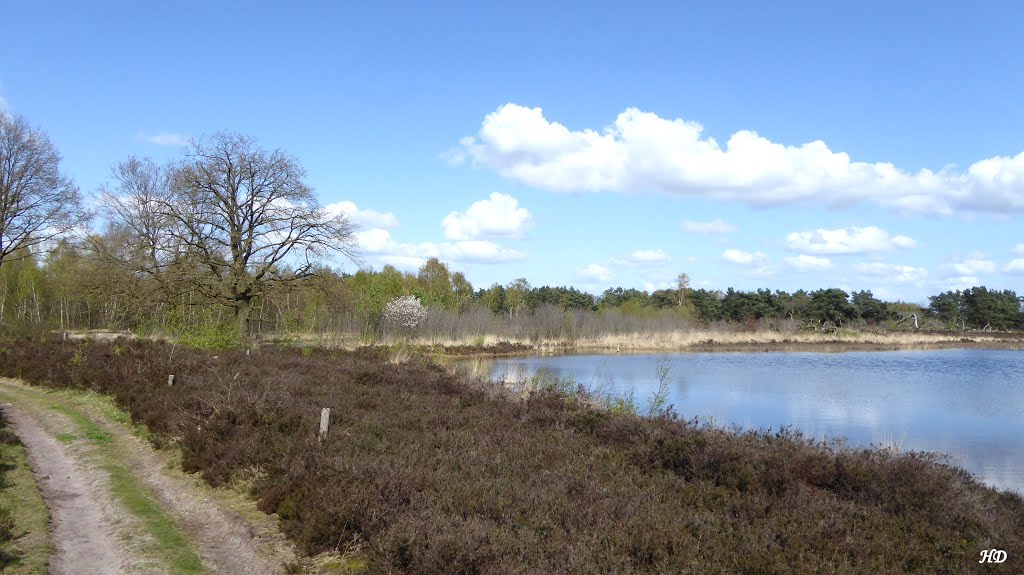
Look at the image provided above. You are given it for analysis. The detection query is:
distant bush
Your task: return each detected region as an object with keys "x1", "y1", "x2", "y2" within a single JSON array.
[
  {"x1": 1, "y1": 337, "x2": 1021, "y2": 574},
  {"x1": 382, "y1": 295, "x2": 427, "y2": 334}
]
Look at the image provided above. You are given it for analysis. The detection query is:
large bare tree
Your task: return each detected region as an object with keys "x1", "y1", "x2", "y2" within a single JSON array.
[
  {"x1": 0, "y1": 113, "x2": 87, "y2": 267},
  {"x1": 103, "y1": 132, "x2": 359, "y2": 339}
]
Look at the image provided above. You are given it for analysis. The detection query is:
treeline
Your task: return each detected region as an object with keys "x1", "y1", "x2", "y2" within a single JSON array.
[{"x1": 4, "y1": 242, "x2": 1024, "y2": 342}]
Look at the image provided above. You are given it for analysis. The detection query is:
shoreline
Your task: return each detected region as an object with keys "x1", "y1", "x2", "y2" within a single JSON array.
[
  {"x1": 410, "y1": 330, "x2": 1024, "y2": 357},
  {"x1": 55, "y1": 328, "x2": 1024, "y2": 355}
]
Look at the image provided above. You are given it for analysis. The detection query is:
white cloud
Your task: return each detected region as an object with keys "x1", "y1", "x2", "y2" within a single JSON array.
[
  {"x1": 613, "y1": 249, "x2": 671, "y2": 265},
  {"x1": 784, "y1": 254, "x2": 833, "y2": 271},
  {"x1": 943, "y1": 256, "x2": 996, "y2": 276},
  {"x1": 575, "y1": 263, "x2": 613, "y2": 283},
  {"x1": 459, "y1": 103, "x2": 1024, "y2": 214},
  {"x1": 945, "y1": 276, "x2": 981, "y2": 290},
  {"x1": 784, "y1": 226, "x2": 916, "y2": 255},
  {"x1": 1014, "y1": 243, "x2": 1024, "y2": 255},
  {"x1": 722, "y1": 249, "x2": 765, "y2": 265},
  {"x1": 442, "y1": 192, "x2": 532, "y2": 240},
  {"x1": 354, "y1": 228, "x2": 394, "y2": 252},
  {"x1": 137, "y1": 131, "x2": 189, "y2": 147},
  {"x1": 852, "y1": 262, "x2": 928, "y2": 284},
  {"x1": 681, "y1": 218, "x2": 736, "y2": 234},
  {"x1": 355, "y1": 228, "x2": 524, "y2": 266},
  {"x1": 325, "y1": 200, "x2": 400, "y2": 229},
  {"x1": 1003, "y1": 259, "x2": 1024, "y2": 274}
]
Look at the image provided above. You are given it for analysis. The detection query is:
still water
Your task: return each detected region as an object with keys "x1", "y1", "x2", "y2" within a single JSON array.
[{"x1": 470, "y1": 349, "x2": 1024, "y2": 493}]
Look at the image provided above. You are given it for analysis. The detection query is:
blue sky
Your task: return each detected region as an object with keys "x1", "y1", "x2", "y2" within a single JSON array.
[{"x1": 2, "y1": 0, "x2": 1023, "y2": 303}]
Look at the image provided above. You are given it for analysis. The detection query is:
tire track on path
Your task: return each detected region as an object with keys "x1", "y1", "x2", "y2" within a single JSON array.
[{"x1": 1, "y1": 402, "x2": 127, "y2": 575}]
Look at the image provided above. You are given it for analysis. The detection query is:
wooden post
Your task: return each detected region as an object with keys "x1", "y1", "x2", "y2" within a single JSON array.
[
  {"x1": 167, "y1": 374, "x2": 175, "y2": 387},
  {"x1": 318, "y1": 408, "x2": 330, "y2": 443},
  {"x1": 62, "y1": 332, "x2": 67, "y2": 341}
]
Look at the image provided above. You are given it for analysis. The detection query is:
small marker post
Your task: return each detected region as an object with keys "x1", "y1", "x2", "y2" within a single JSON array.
[{"x1": 318, "y1": 408, "x2": 330, "y2": 443}]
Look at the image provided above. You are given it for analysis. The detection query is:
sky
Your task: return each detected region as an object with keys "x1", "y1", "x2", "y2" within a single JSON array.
[{"x1": 2, "y1": 0, "x2": 1023, "y2": 303}]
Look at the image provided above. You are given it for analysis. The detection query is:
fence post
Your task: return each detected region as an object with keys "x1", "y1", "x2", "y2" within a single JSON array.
[
  {"x1": 167, "y1": 374, "x2": 175, "y2": 387},
  {"x1": 318, "y1": 408, "x2": 330, "y2": 443}
]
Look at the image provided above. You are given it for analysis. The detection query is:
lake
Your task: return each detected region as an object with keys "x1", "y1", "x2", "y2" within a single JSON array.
[{"x1": 465, "y1": 349, "x2": 1024, "y2": 494}]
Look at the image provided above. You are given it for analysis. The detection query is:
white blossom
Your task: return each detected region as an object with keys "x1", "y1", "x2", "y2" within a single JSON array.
[{"x1": 383, "y1": 295, "x2": 427, "y2": 330}]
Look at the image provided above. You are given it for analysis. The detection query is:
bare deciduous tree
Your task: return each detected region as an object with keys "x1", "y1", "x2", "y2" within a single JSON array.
[
  {"x1": 171, "y1": 132, "x2": 359, "y2": 338},
  {"x1": 0, "y1": 113, "x2": 88, "y2": 267},
  {"x1": 100, "y1": 131, "x2": 360, "y2": 339},
  {"x1": 97, "y1": 157, "x2": 180, "y2": 290}
]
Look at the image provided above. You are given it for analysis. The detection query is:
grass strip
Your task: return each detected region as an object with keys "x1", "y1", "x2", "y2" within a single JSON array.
[{"x1": 0, "y1": 422, "x2": 50, "y2": 575}]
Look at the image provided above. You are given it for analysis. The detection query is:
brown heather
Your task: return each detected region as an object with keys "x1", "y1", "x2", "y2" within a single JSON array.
[{"x1": 0, "y1": 337, "x2": 1021, "y2": 574}]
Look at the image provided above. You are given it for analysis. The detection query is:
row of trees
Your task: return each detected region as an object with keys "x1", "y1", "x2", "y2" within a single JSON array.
[{"x1": 2, "y1": 112, "x2": 1023, "y2": 342}]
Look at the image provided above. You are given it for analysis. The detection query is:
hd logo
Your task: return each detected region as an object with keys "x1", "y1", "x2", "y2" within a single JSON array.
[{"x1": 979, "y1": 549, "x2": 1007, "y2": 563}]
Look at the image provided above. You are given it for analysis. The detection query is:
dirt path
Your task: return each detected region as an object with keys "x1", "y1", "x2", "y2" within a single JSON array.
[
  {"x1": 1, "y1": 403, "x2": 127, "y2": 575},
  {"x1": 0, "y1": 379, "x2": 296, "y2": 574}
]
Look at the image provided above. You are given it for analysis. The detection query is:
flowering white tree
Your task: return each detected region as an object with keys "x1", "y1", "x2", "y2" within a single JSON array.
[{"x1": 383, "y1": 295, "x2": 427, "y2": 332}]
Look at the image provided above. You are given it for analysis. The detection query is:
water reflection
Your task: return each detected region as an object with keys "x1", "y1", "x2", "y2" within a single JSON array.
[{"x1": 464, "y1": 349, "x2": 1024, "y2": 494}]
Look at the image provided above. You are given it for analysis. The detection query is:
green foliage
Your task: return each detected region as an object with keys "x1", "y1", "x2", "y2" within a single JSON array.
[
  {"x1": 929, "y1": 287, "x2": 1024, "y2": 330},
  {"x1": 851, "y1": 290, "x2": 890, "y2": 325},
  {"x1": 177, "y1": 322, "x2": 238, "y2": 351},
  {"x1": 688, "y1": 288, "x2": 723, "y2": 323},
  {"x1": 605, "y1": 388, "x2": 639, "y2": 416},
  {"x1": 808, "y1": 288, "x2": 858, "y2": 326}
]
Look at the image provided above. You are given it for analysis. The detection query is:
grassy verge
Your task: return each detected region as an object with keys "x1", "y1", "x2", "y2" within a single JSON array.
[
  {"x1": 0, "y1": 384, "x2": 207, "y2": 574},
  {"x1": 269, "y1": 328, "x2": 1024, "y2": 354},
  {"x1": 0, "y1": 412, "x2": 49, "y2": 574},
  {"x1": 1, "y1": 337, "x2": 1022, "y2": 574}
]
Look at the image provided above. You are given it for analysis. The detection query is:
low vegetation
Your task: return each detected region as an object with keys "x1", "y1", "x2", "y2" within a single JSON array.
[
  {"x1": 1, "y1": 337, "x2": 1021, "y2": 573},
  {"x1": 0, "y1": 410, "x2": 49, "y2": 573}
]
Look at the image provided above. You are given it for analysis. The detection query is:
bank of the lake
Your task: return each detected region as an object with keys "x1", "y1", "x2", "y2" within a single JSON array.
[
  {"x1": 465, "y1": 348, "x2": 1024, "y2": 495},
  {"x1": 332, "y1": 328, "x2": 1024, "y2": 355}
]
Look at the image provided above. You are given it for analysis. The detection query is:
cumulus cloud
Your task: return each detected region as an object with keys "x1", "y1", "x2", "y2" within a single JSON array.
[
  {"x1": 137, "y1": 131, "x2": 189, "y2": 146},
  {"x1": 326, "y1": 200, "x2": 399, "y2": 229},
  {"x1": 458, "y1": 103, "x2": 1024, "y2": 214},
  {"x1": 613, "y1": 249, "x2": 671, "y2": 265},
  {"x1": 681, "y1": 218, "x2": 736, "y2": 234},
  {"x1": 575, "y1": 263, "x2": 614, "y2": 283},
  {"x1": 1004, "y1": 259, "x2": 1024, "y2": 274},
  {"x1": 943, "y1": 256, "x2": 996, "y2": 276},
  {"x1": 354, "y1": 228, "x2": 524, "y2": 266},
  {"x1": 784, "y1": 226, "x2": 916, "y2": 255},
  {"x1": 784, "y1": 254, "x2": 833, "y2": 271},
  {"x1": 945, "y1": 276, "x2": 981, "y2": 290},
  {"x1": 852, "y1": 262, "x2": 928, "y2": 284},
  {"x1": 722, "y1": 249, "x2": 765, "y2": 265},
  {"x1": 442, "y1": 192, "x2": 532, "y2": 240}
]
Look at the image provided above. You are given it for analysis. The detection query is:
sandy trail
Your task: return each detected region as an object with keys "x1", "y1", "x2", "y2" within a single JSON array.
[
  {"x1": 86, "y1": 398, "x2": 295, "y2": 574},
  {"x1": 1, "y1": 402, "x2": 128, "y2": 575},
  {"x1": 0, "y1": 378, "x2": 295, "y2": 575}
]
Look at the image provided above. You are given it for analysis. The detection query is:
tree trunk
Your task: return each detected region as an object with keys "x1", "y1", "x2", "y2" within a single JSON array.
[{"x1": 236, "y1": 297, "x2": 252, "y2": 341}]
